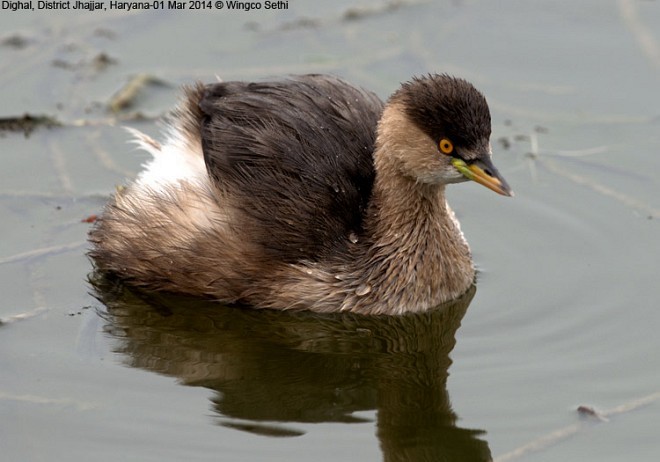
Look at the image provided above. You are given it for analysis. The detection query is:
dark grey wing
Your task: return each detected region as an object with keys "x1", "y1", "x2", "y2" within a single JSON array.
[{"x1": 198, "y1": 75, "x2": 384, "y2": 263}]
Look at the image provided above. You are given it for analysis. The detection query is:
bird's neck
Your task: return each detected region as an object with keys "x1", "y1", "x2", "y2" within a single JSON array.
[{"x1": 353, "y1": 118, "x2": 475, "y2": 313}]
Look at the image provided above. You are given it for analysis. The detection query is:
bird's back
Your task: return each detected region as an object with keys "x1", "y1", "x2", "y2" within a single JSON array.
[{"x1": 199, "y1": 75, "x2": 384, "y2": 262}]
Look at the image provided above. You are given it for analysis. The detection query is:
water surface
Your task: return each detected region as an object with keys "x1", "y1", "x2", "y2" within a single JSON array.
[{"x1": 1, "y1": 1, "x2": 659, "y2": 461}]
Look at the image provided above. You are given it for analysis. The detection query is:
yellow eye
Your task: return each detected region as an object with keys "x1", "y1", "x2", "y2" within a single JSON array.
[{"x1": 439, "y1": 138, "x2": 454, "y2": 155}]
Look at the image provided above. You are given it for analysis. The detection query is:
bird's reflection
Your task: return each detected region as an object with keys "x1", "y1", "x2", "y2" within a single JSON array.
[{"x1": 93, "y1": 275, "x2": 491, "y2": 461}]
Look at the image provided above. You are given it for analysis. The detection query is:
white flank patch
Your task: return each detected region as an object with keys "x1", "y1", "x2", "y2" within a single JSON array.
[
  {"x1": 123, "y1": 125, "x2": 231, "y2": 236},
  {"x1": 127, "y1": 125, "x2": 208, "y2": 194}
]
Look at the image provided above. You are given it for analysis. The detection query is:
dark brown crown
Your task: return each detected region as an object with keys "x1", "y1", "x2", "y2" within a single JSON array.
[{"x1": 391, "y1": 74, "x2": 491, "y2": 152}]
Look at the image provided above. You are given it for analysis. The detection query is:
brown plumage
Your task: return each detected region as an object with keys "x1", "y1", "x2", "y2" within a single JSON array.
[{"x1": 88, "y1": 74, "x2": 512, "y2": 315}]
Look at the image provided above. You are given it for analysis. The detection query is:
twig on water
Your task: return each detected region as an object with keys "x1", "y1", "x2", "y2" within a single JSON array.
[
  {"x1": 0, "y1": 241, "x2": 86, "y2": 266},
  {"x1": 0, "y1": 390, "x2": 98, "y2": 411},
  {"x1": 494, "y1": 391, "x2": 660, "y2": 462},
  {"x1": 618, "y1": 0, "x2": 660, "y2": 72},
  {"x1": 0, "y1": 307, "x2": 48, "y2": 326},
  {"x1": 522, "y1": 131, "x2": 660, "y2": 219}
]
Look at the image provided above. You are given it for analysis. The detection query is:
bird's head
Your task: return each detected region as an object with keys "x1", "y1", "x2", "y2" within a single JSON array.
[{"x1": 379, "y1": 74, "x2": 512, "y2": 197}]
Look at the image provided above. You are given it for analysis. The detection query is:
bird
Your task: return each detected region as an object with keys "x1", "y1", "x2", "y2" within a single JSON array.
[{"x1": 88, "y1": 73, "x2": 512, "y2": 315}]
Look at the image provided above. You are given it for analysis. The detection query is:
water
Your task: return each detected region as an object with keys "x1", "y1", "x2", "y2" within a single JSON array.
[{"x1": 2, "y1": 1, "x2": 660, "y2": 461}]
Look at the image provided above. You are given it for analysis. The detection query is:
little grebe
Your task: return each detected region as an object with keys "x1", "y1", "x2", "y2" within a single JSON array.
[{"x1": 89, "y1": 74, "x2": 512, "y2": 315}]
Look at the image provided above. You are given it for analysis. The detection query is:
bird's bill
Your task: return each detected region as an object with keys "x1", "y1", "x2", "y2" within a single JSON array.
[{"x1": 451, "y1": 157, "x2": 513, "y2": 197}]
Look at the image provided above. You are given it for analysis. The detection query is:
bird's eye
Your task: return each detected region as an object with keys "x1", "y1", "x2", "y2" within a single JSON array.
[{"x1": 439, "y1": 138, "x2": 454, "y2": 155}]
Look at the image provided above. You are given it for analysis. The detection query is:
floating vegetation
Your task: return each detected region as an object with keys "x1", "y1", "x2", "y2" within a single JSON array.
[
  {"x1": 0, "y1": 114, "x2": 60, "y2": 137},
  {"x1": 343, "y1": 0, "x2": 419, "y2": 21},
  {"x1": 51, "y1": 51, "x2": 117, "y2": 72},
  {"x1": 108, "y1": 73, "x2": 168, "y2": 113},
  {"x1": 0, "y1": 33, "x2": 32, "y2": 49}
]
